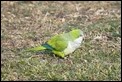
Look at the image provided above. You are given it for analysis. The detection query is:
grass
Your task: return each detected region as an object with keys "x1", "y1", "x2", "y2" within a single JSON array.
[{"x1": 1, "y1": 1, "x2": 121, "y2": 81}]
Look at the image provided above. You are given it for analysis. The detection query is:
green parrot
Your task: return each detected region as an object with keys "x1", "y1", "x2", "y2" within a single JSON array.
[{"x1": 26, "y1": 29, "x2": 84, "y2": 58}]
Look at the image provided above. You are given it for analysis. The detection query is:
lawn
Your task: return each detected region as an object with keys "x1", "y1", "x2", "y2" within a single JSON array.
[{"x1": 1, "y1": 1, "x2": 121, "y2": 81}]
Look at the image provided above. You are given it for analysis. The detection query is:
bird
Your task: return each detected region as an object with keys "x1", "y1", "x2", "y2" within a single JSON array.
[{"x1": 26, "y1": 29, "x2": 84, "y2": 58}]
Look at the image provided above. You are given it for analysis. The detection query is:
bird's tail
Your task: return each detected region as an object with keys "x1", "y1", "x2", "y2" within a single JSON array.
[{"x1": 25, "y1": 45, "x2": 46, "y2": 52}]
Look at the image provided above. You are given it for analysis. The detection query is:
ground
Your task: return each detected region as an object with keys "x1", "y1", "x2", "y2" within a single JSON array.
[{"x1": 1, "y1": 1, "x2": 121, "y2": 81}]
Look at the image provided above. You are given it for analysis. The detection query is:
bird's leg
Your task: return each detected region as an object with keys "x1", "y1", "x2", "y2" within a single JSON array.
[{"x1": 52, "y1": 50, "x2": 65, "y2": 58}]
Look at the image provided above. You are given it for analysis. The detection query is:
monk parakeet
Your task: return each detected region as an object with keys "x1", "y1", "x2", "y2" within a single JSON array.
[{"x1": 26, "y1": 29, "x2": 84, "y2": 58}]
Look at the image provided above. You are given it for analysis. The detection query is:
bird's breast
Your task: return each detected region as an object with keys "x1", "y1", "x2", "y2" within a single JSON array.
[{"x1": 63, "y1": 36, "x2": 83, "y2": 55}]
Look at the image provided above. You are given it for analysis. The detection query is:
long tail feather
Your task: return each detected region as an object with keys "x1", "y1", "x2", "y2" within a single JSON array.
[{"x1": 25, "y1": 45, "x2": 46, "y2": 52}]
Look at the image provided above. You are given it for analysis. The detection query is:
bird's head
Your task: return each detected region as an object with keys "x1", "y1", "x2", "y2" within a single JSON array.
[{"x1": 70, "y1": 29, "x2": 84, "y2": 39}]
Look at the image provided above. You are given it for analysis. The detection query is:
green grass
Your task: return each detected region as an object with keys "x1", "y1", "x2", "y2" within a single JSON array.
[{"x1": 1, "y1": 1, "x2": 121, "y2": 81}]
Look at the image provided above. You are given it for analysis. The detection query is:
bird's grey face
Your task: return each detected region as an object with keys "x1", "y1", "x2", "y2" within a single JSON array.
[
  {"x1": 80, "y1": 31, "x2": 84, "y2": 37},
  {"x1": 78, "y1": 31, "x2": 84, "y2": 41}
]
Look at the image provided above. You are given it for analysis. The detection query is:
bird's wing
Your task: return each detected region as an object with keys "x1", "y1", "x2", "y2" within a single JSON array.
[{"x1": 47, "y1": 33, "x2": 69, "y2": 51}]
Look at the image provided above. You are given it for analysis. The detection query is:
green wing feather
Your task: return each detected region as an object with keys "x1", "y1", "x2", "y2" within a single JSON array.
[{"x1": 47, "y1": 33, "x2": 68, "y2": 51}]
